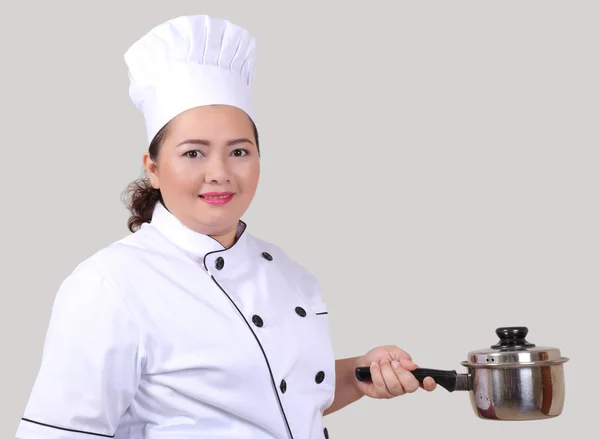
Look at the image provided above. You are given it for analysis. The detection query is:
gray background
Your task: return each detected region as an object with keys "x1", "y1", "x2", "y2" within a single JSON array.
[{"x1": 1, "y1": 1, "x2": 598, "y2": 437}]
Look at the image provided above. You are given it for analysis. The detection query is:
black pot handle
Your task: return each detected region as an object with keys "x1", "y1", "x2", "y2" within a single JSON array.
[{"x1": 355, "y1": 367, "x2": 460, "y2": 392}]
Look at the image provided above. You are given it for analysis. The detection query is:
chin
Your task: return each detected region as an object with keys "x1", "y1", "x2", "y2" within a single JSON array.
[{"x1": 194, "y1": 209, "x2": 237, "y2": 229}]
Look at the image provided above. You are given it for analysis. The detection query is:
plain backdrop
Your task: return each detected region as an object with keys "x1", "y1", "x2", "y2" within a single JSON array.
[{"x1": 1, "y1": 1, "x2": 598, "y2": 438}]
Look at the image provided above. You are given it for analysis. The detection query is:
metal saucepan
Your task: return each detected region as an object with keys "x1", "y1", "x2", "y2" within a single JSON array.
[{"x1": 355, "y1": 327, "x2": 569, "y2": 421}]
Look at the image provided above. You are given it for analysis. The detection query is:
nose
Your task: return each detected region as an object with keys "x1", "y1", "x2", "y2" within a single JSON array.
[{"x1": 204, "y1": 154, "x2": 231, "y2": 184}]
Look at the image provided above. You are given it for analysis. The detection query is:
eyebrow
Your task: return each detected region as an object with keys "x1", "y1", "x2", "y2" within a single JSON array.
[{"x1": 175, "y1": 138, "x2": 254, "y2": 148}]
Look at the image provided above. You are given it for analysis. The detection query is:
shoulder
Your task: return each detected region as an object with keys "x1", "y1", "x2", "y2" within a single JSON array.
[
  {"x1": 70, "y1": 223, "x2": 178, "y2": 281},
  {"x1": 55, "y1": 224, "x2": 170, "y2": 302}
]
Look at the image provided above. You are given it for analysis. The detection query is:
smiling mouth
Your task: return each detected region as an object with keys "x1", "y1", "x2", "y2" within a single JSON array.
[
  {"x1": 199, "y1": 192, "x2": 235, "y2": 205},
  {"x1": 200, "y1": 194, "x2": 232, "y2": 199}
]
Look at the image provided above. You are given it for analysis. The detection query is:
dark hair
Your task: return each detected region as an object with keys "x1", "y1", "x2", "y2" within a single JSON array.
[{"x1": 122, "y1": 118, "x2": 259, "y2": 233}]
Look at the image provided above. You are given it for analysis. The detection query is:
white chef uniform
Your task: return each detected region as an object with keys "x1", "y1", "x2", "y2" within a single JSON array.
[{"x1": 15, "y1": 14, "x2": 336, "y2": 439}]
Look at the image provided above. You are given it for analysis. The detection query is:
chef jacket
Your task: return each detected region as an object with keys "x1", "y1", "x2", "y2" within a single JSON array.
[{"x1": 15, "y1": 202, "x2": 336, "y2": 439}]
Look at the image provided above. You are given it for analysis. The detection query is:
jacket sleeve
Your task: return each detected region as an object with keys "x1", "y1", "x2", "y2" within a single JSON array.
[{"x1": 15, "y1": 269, "x2": 144, "y2": 439}]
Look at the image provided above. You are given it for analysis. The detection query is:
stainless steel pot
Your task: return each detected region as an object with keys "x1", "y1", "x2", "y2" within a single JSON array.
[{"x1": 355, "y1": 327, "x2": 569, "y2": 421}]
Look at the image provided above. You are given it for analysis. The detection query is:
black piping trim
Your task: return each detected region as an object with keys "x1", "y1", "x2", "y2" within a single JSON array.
[
  {"x1": 200, "y1": 221, "x2": 293, "y2": 438},
  {"x1": 20, "y1": 418, "x2": 114, "y2": 437},
  {"x1": 202, "y1": 244, "x2": 294, "y2": 439},
  {"x1": 316, "y1": 312, "x2": 328, "y2": 315},
  {"x1": 206, "y1": 274, "x2": 295, "y2": 439}
]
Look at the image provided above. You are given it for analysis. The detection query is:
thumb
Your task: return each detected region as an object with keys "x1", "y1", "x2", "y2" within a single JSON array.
[{"x1": 399, "y1": 356, "x2": 417, "y2": 370}]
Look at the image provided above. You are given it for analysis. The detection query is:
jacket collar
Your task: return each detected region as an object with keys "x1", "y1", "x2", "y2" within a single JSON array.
[{"x1": 149, "y1": 201, "x2": 250, "y2": 274}]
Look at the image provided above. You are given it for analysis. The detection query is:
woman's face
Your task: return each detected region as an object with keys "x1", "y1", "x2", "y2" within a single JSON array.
[{"x1": 143, "y1": 105, "x2": 260, "y2": 241}]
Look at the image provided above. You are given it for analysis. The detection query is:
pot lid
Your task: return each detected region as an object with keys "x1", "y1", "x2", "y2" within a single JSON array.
[{"x1": 461, "y1": 327, "x2": 569, "y2": 368}]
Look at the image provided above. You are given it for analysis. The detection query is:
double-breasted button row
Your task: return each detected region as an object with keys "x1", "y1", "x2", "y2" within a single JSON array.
[
  {"x1": 250, "y1": 305, "x2": 309, "y2": 328},
  {"x1": 278, "y1": 371, "x2": 326, "y2": 395},
  {"x1": 212, "y1": 251, "x2": 273, "y2": 271}
]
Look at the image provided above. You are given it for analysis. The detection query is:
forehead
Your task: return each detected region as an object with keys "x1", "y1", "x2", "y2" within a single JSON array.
[{"x1": 168, "y1": 105, "x2": 254, "y2": 140}]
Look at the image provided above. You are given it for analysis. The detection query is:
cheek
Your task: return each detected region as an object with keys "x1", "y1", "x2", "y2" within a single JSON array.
[
  {"x1": 162, "y1": 160, "x2": 204, "y2": 192},
  {"x1": 238, "y1": 163, "x2": 260, "y2": 189}
]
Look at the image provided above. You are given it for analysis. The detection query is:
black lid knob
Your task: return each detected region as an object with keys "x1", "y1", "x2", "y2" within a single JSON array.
[{"x1": 490, "y1": 326, "x2": 536, "y2": 350}]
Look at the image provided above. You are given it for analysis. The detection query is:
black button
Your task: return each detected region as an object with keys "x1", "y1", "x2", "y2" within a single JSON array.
[
  {"x1": 215, "y1": 257, "x2": 224, "y2": 270},
  {"x1": 262, "y1": 252, "x2": 273, "y2": 261},
  {"x1": 295, "y1": 306, "x2": 306, "y2": 317},
  {"x1": 280, "y1": 379, "x2": 287, "y2": 393},
  {"x1": 324, "y1": 427, "x2": 329, "y2": 438},
  {"x1": 315, "y1": 371, "x2": 325, "y2": 384},
  {"x1": 252, "y1": 315, "x2": 264, "y2": 327}
]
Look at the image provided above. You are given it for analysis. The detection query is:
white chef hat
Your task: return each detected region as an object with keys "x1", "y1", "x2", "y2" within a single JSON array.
[{"x1": 124, "y1": 15, "x2": 257, "y2": 144}]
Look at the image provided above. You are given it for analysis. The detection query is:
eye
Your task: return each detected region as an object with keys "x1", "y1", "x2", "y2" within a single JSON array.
[
  {"x1": 184, "y1": 150, "x2": 203, "y2": 158},
  {"x1": 231, "y1": 148, "x2": 248, "y2": 157}
]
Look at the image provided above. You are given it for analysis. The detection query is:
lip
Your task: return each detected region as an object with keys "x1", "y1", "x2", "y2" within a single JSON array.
[
  {"x1": 199, "y1": 192, "x2": 235, "y2": 205},
  {"x1": 200, "y1": 192, "x2": 234, "y2": 197}
]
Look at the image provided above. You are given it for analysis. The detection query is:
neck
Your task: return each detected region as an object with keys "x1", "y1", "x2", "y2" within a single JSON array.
[
  {"x1": 210, "y1": 228, "x2": 238, "y2": 248},
  {"x1": 160, "y1": 202, "x2": 240, "y2": 248}
]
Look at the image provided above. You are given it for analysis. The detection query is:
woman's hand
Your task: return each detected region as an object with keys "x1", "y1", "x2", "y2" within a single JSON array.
[{"x1": 354, "y1": 345, "x2": 437, "y2": 399}]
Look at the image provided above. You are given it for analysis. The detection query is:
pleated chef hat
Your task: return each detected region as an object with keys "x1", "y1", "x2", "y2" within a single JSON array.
[{"x1": 124, "y1": 15, "x2": 257, "y2": 144}]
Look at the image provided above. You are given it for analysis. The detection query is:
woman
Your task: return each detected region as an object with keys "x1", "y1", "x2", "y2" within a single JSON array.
[{"x1": 15, "y1": 14, "x2": 436, "y2": 439}]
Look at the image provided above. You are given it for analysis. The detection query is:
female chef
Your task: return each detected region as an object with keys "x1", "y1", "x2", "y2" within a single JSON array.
[{"x1": 15, "y1": 14, "x2": 436, "y2": 439}]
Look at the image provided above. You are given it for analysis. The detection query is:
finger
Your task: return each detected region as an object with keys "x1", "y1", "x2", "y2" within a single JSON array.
[
  {"x1": 411, "y1": 364, "x2": 437, "y2": 391},
  {"x1": 380, "y1": 359, "x2": 405, "y2": 397},
  {"x1": 399, "y1": 356, "x2": 417, "y2": 371},
  {"x1": 418, "y1": 377, "x2": 437, "y2": 391},
  {"x1": 391, "y1": 347, "x2": 413, "y2": 362},
  {"x1": 393, "y1": 363, "x2": 420, "y2": 393},
  {"x1": 422, "y1": 377, "x2": 437, "y2": 392},
  {"x1": 369, "y1": 361, "x2": 392, "y2": 398}
]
